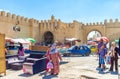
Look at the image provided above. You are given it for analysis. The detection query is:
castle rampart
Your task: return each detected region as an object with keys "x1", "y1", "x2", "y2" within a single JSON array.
[{"x1": 0, "y1": 11, "x2": 120, "y2": 44}]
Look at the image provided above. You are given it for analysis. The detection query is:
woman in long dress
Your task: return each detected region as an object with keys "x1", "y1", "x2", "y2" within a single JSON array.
[
  {"x1": 50, "y1": 42, "x2": 62, "y2": 75},
  {"x1": 109, "y1": 42, "x2": 119, "y2": 72}
]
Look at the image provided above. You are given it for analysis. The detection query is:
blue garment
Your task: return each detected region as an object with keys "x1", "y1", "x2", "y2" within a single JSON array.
[
  {"x1": 99, "y1": 48, "x2": 107, "y2": 58},
  {"x1": 106, "y1": 55, "x2": 111, "y2": 64},
  {"x1": 100, "y1": 58, "x2": 105, "y2": 64},
  {"x1": 99, "y1": 48, "x2": 106, "y2": 64}
]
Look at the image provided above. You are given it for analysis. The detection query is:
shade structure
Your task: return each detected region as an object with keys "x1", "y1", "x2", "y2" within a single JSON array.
[
  {"x1": 26, "y1": 38, "x2": 36, "y2": 43},
  {"x1": 11, "y1": 38, "x2": 30, "y2": 44},
  {"x1": 96, "y1": 37, "x2": 109, "y2": 43},
  {"x1": 65, "y1": 38, "x2": 80, "y2": 42},
  {"x1": 102, "y1": 37, "x2": 109, "y2": 42},
  {"x1": 87, "y1": 41, "x2": 96, "y2": 45},
  {"x1": 66, "y1": 38, "x2": 77, "y2": 41},
  {"x1": 5, "y1": 37, "x2": 12, "y2": 42}
]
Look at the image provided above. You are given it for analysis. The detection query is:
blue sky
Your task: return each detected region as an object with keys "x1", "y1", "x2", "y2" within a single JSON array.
[{"x1": 0, "y1": 0, "x2": 120, "y2": 23}]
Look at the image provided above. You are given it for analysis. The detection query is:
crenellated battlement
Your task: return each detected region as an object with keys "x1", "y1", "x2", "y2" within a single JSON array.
[
  {"x1": 84, "y1": 18, "x2": 120, "y2": 26},
  {"x1": 0, "y1": 11, "x2": 39, "y2": 25},
  {"x1": 103, "y1": 18, "x2": 120, "y2": 28},
  {"x1": 39, "y1": 15, "x2": 64, "y2": 30},
  {"x1": 104, "y1": 18, "x2": 119, "y2": 24},
  {"x1": 39, "y1": 15, "x2": 79, "y2": 31},
  {"x1": 1, "y1": 11, "x2": 120, "y2": 29},
  {"x1": 85, "y1": 22, "x2": 103, "y2": 26}
]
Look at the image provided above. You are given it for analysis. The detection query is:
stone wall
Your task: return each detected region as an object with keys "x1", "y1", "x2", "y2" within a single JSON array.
[
  {"x1": 39, "y1": 15, "x2": 83, "y2": 44},
  {"x1": 0, "y1": 11, "x2": 120, "y2": 44},
  {"x1": 0, "y1": 11, "x2": 39, "y2": 42}
]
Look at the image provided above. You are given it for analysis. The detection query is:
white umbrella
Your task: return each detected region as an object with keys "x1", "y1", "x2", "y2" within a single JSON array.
[
  {"x1": 11, "y1": 38, "x2": 30, "y2": 44},
  {"x1": 66, "y1": 38, "x2": 78, "y2": 41}
]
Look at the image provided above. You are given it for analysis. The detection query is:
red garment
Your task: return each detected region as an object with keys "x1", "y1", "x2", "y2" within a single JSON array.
[
  {"x1": 50, "y1": 52, "x2": 62, "y2": 74},
  {"x1": 45, "y1": 50, "x2": 50, "y2": 71}
]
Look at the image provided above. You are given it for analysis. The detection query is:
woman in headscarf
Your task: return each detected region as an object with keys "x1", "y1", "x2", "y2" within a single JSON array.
[
  {"x1": 18, "y1": 43, "x2": 24, "y2": 56},
  {"x1": 49, "y1": 41, "x2": 62, "y2": 75},
  {"x1": 109, "y1": 42, "x2": 119, "y2": 72}
]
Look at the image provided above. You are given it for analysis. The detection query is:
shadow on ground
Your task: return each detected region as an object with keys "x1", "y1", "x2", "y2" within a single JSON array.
[
  {"x1": 80, "y1": 75, "x2": 98, "y2": 79},
  {"x1": 39, "y1": 71, "x2": 58, "y2": 79},
  {"x1": 60, "y1": 61, "x2": 69, "y2": 65},
  {"x1": 18, "y1": 73, "x2": 33, "y2": 77},
  {"x1": 110, "y1": 71, "x2": 118, "y2": 75},
  {"x1": 42, "y1": 75, "x2": 58, "y2": 79}
]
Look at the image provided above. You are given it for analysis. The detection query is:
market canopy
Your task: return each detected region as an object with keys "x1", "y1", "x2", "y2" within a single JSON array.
[
  {"x1": 11, "y1": 38, "x2": 30, "y2": 44},
  {"x1": 65, "y1": 38, "x2": 81, "y2": 42},
  {"x1": 5, "y1": 37, "x2": 12, "y2": 42},
  {"x1": 87, "y1": 41, "x2": 97, "y2": 45},
  {"x1": 96, "y1": 36, "x2": 109, "y2": 43}
]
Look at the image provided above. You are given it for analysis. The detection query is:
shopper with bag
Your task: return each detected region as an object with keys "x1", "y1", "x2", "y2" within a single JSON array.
[
  {"x1": 43, "y1": 45, "x2": 51, "y2": 72},
  {"x1": 49, "y1": 41, "x2": 62, "y2": 75},
  {"x1": 46, "y1": 60, "x2": 53, "y2": 73}
]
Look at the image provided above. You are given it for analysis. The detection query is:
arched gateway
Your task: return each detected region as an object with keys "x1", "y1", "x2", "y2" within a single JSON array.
[
  {"x1": 44, "y1": 31, "x2": 54, "y2": 45},
  {"x1": 39, "y1": 17, "x2": 120, "y2": 44}
]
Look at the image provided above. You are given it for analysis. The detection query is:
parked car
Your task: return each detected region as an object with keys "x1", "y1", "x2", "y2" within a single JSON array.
[{"x1": 64, "y1": 45, "x2": 91, "y2": 56}]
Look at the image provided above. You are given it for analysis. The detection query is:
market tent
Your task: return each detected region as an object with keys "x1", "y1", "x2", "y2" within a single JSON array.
[
  {"x1": 96, "y1": 36, "x2": 109, "y2": 43},
  {"x1": 65, "y1": 38, "x2": 80, "y2": 42},
  {"x1": 11, "y1": 38, "x2": 30, "y2": 44},
  {"x1": 11, "y1": 38, "x2": 31, "y2": 49},
  {"x1": 87, "y1": 41, "x2": 97, "y2": 45},
  {"x1": 5, "y1": 37, "x2": 12, "y2": 42}
]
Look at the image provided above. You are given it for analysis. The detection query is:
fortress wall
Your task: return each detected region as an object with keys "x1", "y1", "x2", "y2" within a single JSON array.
[
  {"x1": 29, "y1": 18, "x2": 39, "y2": 42},
  {"x1": 104, "y1": 18, "x2": 120, "y2": 27},
  {"x1": 1, "y1": 11, "x2": 120, "y2": 44},
  {"x1": 39, "y1": 16, "x2": 77, "y2": 43},
  {"x1": 0, "y1": 11, "x2": 39, "y2": 42}
]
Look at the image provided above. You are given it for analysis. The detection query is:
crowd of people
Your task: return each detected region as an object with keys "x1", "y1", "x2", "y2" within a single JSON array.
[
  {"x1": 5, "y1": 38, "x2": 120, "y2": 76},
  {"x1": 97, "y1": 38, "x2": 119, "y2": 73}
]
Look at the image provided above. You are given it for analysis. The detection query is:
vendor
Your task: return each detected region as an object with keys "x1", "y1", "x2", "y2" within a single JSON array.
[{"x1": 18, "y1": 43, "x2": 24, "y2": 56}]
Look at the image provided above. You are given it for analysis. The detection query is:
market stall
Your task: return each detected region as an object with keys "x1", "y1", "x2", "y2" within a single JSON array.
[{"x1": 5, "y1": 38, "x2": 31, "y2": 55}]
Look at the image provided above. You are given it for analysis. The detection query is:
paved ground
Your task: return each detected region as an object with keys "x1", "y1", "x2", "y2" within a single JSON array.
[{"x1": 0, "y1": 56, "x2": 120, "y2": 79}]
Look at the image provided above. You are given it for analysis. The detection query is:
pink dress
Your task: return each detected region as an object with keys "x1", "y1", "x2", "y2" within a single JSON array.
[
  {"x1": 18, "y1": 49, "x2": 24, "y2": 56},
  {"x1": 50, "y1": 51, "x2": 62, "y2": 74}
]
